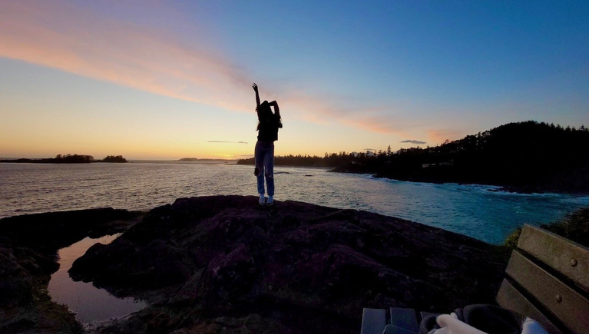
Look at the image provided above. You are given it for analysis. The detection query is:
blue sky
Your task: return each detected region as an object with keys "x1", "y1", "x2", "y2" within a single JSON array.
[{"x1": 1, "y1": 0, "x2": 587, "y2": 159}]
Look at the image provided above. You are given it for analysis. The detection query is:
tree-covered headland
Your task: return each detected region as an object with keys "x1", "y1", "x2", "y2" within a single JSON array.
[
  {"x1": 1, "y1": 154, "x2": 128, "y2": 163},
  {"x1": 54, "y1": 154, "x2": 95, "y2": 163},
  {"x1": 238, "y1": 121, "x2": 589, "y2": 193},
  {"x1": 102, "y1": 155, "x2": 127, "y2": 163}
]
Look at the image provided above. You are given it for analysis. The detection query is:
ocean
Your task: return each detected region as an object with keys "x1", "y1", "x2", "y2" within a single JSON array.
[{"x1": 1, "y1": 161, "x2": 589, "y2": 245}]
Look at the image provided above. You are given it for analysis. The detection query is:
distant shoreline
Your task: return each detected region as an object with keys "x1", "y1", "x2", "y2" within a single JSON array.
[
  {"x1": 0, "y1": 158, "x2": 238, "y2": 165},
  {"x1": 1, "y1": 155, "x2": 128, "y2": 164},
  {"x1": 0, "y1": 160, "x2": 128, "y2": 164}
]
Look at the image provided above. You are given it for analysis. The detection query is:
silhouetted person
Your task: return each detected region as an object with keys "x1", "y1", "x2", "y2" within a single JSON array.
[{"x1": 252, "y1": 83, "x2": 282, "y2": 205}]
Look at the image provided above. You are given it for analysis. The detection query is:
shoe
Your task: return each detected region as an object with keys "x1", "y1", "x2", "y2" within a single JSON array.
[
  {"x1": 266, "y1": 196, "x2": 274, "y2": 206},
  {"x1": 259, "y1": 196, "x2": 266, "y2": 205}
]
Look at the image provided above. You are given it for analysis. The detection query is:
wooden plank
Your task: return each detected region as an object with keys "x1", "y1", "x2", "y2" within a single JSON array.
[
  {"x1": 361, "y1": 308, "x2": 386, "y2": 334},
  {"x1": 518, "y1": 224, "x2": 589, "y2": 291},
  {"x1": 389, "y1": 308, "x2": 419, "y2": 334},
  {"x1": 506, "y1": 250, "x2": 589, "y2": 334},
  {"x1": 496, "y1": 279, "x2": 562, "y2": 334}
]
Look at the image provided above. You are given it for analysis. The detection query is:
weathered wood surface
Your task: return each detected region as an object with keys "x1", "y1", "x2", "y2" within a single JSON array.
[
  {"x1": 506, "y1": 250, "x2": 589, "y2": 334},
  {"x1": 497, "y1": 224, "x2": 589, "y2": 334},
  {"x1": 518, "y1": 224, "x2": 589, "y2": 291},
  {"x1": 496, "y1": 279, "x2": 562, "y2": 334}
]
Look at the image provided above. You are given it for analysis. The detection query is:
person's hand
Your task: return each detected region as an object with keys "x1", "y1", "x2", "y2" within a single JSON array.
[{"x1": 252, "y1": 83, "x2": 258, "y2": 92}]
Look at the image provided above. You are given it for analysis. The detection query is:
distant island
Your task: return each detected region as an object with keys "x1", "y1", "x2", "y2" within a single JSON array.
[
  {"x1": 0, "y1": 154, "x2": 128, "y2": 164},
  {"x1": 101, "y1": 155, "x2": 127, "y2": 163},
  {"x1": 238, "y1": 121, "x2": 589, "y2": 194},
  {"x1": 179, "y1": 158, "x2": 199, "y2": 161}
]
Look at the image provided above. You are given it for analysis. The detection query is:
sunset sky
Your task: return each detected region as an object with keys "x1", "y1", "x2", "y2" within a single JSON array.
[{"x1": 1, "y1": 1, "x2": 588, "y2": 160}]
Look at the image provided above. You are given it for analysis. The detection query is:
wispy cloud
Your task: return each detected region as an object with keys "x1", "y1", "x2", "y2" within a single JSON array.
[
  {"x1": 427, "y1": 129, "x2": 465, "y2": 145},
  {"x1": 0, "y1": 0, "x2": 408, "y2": 136},
  {"x1": 0, "y1": 0, "x2": 252, "y2": 111},
  {"x1": 281, "y1": 91, "x2": 411, "y2": 135},
  {"x1": 400, "y1": 140, "x2": 426, "y2": 145}
]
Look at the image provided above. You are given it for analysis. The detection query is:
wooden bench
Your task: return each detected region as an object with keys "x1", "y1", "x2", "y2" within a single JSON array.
[
  {"x1": 497, "y1": 224, "x2": 589, "y2": 334},
  {"x1": 361, "y1": 224, "x2": 589, "y2": 334}
]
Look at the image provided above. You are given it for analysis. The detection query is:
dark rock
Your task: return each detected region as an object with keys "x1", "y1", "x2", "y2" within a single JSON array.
[
  {"x1": 203, "y1": 242, "x2": 258, "y2": 304},
  {"x1": 171, "y1": 269, "x2": 205, "y2": 303},
  {"x1": 0, "y1": 196, "x2": 508, "y2": 333},
  {"x1": 71, "y1": 238, "x2": 192, "y2": 293},
  {"x1": 0, "y1": 208, "x2": 140, "y2": 250},
  {"x1": 0, "y1": 208, "x2": 141, "y2": 334},
  {"x1": 69, "y1": 195, "x2": 507, "y2": 334},
  {"x1": 0, "y1": 246, "x2": 33, "y2": 307}
]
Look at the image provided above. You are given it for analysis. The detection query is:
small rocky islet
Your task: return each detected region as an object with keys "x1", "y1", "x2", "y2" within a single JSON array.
[{"x1": 0, "y1": 195, "x2": 508, "y2": 334}]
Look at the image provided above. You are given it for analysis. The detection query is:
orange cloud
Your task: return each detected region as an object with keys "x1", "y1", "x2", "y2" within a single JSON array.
[
  {"x1": 427, "y1": 128, "x2": 466, "y2": 145},
  {"x1": 0, "y1": 0, "x2": 252, "y2": 110},
  {"x1": 0, "y1": 0, "x2": 411, "y2": 136},
  {"x1": 279, "y1": 90, "x2": 412, "y2": 136}
]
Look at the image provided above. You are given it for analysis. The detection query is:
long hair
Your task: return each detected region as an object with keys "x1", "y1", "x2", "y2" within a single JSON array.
[{"x1": 256, "y1": 100, "x2": 282, "y2": 130}]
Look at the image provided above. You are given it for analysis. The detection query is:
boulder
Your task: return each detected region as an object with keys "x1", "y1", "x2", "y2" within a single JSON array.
[
  {"x1": 0, "y1": 208, "x2": 140, "y2": 334},
  {"x1": 70, "y1": 195, "x2": 507, "y2": 333}
]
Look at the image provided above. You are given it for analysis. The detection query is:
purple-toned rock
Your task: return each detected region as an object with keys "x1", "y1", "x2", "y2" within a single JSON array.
[
  {"x1": 69, "y1": 195, "x2": 507, "y2": 334},
  {"x1": 0, "y1": 208, "x2": 139, "y2": 334},
  {"x1": 0, "y1": 246, "x2": 33, "y2": 307}
]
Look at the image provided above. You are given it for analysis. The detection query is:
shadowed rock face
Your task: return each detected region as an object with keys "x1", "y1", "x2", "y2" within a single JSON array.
[
  {"x1": 70, "y1": 195, "x2": 507, "y2": 334},
  {"x1": 0, "y1": 208, "x2": 140, "y2": 334}
]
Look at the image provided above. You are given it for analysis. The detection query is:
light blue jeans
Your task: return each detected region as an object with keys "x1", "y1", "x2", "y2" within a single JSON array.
[{"x1": 255, "y1": 141, "x2": 274, "y2": 196}]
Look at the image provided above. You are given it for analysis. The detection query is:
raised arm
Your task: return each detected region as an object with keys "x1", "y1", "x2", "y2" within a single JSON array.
[
  {"x1": 269, "y1": 100, "x2": 280, "y2": 116},
  {"x1": 269, "y1": 101, "x2": 282, "y2": 128},
  {"x1": 252, "y1": 83, "x2": 260, "y2": 109}
]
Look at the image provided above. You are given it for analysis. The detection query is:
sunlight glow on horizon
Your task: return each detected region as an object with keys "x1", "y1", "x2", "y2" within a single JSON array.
[{"x1": 1, "y1": 1, "x2": 588, "y2": 160}]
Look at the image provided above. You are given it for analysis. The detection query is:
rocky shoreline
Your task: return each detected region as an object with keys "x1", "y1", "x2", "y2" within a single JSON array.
[
  {"x1": 1, "y1": 196, "x2": 509, "y2": 334},
  {"x1": 0, "y1": 208, "x2": 142, "y2": 334},
  {"x1": 328, "y1": 164, "x2": 589, "y2": 195}
]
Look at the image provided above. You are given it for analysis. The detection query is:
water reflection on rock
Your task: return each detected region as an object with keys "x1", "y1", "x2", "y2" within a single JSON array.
[{"x1": 48, "y1": 234, "x2": 146, "y2": 323}]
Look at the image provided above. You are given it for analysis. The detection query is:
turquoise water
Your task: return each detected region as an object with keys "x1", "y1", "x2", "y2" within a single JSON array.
[{"x1": 1, "y1": 161, "x2": 588, "y2": 245}]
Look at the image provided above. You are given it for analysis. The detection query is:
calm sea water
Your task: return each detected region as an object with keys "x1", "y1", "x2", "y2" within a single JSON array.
[
  {"x1": 47, "y1": 234, "x2": 146, "y2": 323},
  {"x1": 1, "y1": 161, "x2": 589, "y2": 245}
]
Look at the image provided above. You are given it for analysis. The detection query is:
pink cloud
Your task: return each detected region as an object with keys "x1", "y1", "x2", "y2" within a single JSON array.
[
  {"x1": 0, "y1": 0, "x2": 413, "y2": 136},
  {"x1": 279, "y1": 89, "x2": 412, "y2": 136},
  {"x1": 0, "y1": 0, "x2": 252, "y2": 109},
  {"x1": 427, "y1": 128, "x2": 466, "y2": 145}
]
